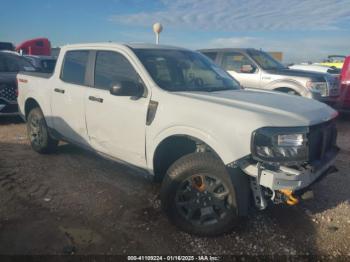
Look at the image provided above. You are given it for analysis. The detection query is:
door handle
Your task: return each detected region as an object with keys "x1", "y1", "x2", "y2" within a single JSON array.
[
  {"x1": 54, "y1": 88, "x2": 65, "y2": 94},
  {"x1": 88, "y1": 96, "x2": 104, "y2": 103}
]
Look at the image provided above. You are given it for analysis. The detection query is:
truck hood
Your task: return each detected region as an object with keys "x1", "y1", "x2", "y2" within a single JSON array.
[
  {"x1": 266, "y1": 68, "x2": 326, "y2": 81},
  {"x1": 175, "y1": 89, "x2": 337, "y2": 127}
]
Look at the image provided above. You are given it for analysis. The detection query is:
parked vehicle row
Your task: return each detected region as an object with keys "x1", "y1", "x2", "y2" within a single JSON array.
[
  {"x1": 2, "y1": 39, "x2": 347, "y2": 115},
  {"x1": 319, "y1": 55, "x2": 345, "y2": 69},
  {"x1": 17, "y1": 43, "x2": 339, "y2": 236},
  {"x1": 0, "y1": 51, "x2": 37, "y2": 116}
]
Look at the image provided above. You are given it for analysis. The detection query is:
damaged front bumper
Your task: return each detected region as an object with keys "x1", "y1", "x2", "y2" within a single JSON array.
[{"x1": 237, "y1": 147, "x2": 339, "y2": 209}]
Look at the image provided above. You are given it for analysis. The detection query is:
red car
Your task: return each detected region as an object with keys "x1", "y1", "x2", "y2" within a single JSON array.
[
  {"x1": 338, "y1": 56, "x2": 350, "y2": 111},
  {"x1": 15, "y1": 38, "x2": 51, "y2": 56}
]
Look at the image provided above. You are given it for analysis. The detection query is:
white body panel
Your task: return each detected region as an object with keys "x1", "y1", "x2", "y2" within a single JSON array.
[
  {"x1": 227, "y1": 70, "x2": 261, "y2": 89},
  {"x1": 85, "y1": 87, "x2": 150, "y2": 167},
  {"x1": 51, "y1": 81, "x2": 89, "y2": 146}
]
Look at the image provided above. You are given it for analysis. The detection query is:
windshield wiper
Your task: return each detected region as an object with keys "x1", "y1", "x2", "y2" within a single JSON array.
[{"x1": 200, "y1": 87, "x2": 233, "y2": 92}]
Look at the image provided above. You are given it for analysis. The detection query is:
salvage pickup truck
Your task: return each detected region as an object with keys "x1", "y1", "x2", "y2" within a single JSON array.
[
  {"x1": 17, "y1": 43, "x2": 339, "y2": 236},
  {"x1": 199, "y1": 48, "x2": 340, "y2": 104}
]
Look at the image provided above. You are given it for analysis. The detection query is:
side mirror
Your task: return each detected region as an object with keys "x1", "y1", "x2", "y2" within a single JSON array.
[
  {"x1": 240, "y1": 64, "x2": 256, "y2": 73},
  {"x1": 110, "y1": 80, "x2": 144, "y2": 97}
]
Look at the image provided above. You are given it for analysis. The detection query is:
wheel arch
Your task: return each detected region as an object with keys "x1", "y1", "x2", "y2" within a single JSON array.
[
  {"x1": 273, "y1": 87, "x2": 301, "y2": 95},
  {"x1": 24, "y1": 97, "x2": 41, "y2": 120},
  {"x1": 149, "y1": 128, "x2": 234, "y2": 182},
  {"x1": 268, "y1": 79, "x2": 306, "y2": 95}
]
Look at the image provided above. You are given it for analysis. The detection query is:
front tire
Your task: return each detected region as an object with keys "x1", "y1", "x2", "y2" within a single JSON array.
[
  {"x1": 276, "y1": 87, "x2": 301, "y2": 96},
  {"x1": 160, "y1": 152, "x2": 247, "y2": 236},
  {"x1": 26, "y1": 107, "x2": 58, "y2": 154}
]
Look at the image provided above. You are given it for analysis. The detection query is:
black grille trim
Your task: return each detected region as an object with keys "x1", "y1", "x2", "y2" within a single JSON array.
[
  {"x1": 308, "y1": 119, "x2": 337, "y2": 164},
  {"x1": 0, "y1": 84, "x2": 17, "y2": 102}
]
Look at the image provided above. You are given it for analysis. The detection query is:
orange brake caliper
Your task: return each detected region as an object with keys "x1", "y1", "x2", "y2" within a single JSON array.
[{"x1": 192, "y1": 175, "x2": 206, "y2": 192}]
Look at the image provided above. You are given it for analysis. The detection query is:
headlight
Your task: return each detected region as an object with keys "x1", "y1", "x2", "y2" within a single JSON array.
[
  {"x1": 251, "y1": 127, "x2": 308, "y2": 163},
  {"x1": 306, "y1": 81, "x2": 328, "y2": 97}
]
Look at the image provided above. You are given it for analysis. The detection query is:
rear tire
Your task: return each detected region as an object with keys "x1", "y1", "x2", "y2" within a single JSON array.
[
  {"x1": 26, "y1": 107, "x2": 58, "y2": 154},
  {"x1": 160, "y1": 152, "x2": 248, "y2": 236}
]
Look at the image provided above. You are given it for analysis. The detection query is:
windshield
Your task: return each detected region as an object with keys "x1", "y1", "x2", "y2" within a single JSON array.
[
  {"x1": 248, "y1": 50, "x2": 285, "y2": 70},
  {"x1": 134, "y1": 49, "x2": 240, "y2": 92}
]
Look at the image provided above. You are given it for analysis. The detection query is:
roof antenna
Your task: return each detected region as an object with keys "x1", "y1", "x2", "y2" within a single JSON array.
[{"x1": 153, "y1": 23, "x2": 163, "y2": 45}]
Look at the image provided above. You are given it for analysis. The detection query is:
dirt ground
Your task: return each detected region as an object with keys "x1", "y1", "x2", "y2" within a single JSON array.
[{"x1": 0, "y1": 115, "x2": 350, "y2": 256}]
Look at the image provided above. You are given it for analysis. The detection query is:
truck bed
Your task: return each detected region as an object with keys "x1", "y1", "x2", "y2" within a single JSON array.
[{"x1": 18, "y1": 71, "x2": 53, "y2": 79}]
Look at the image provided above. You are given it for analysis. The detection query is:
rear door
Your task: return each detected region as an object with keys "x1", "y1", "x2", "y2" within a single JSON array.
[
  {"x1": 85, "y1": 50, "x2": 150, "y2": 167},
  {"x1": 51, "y1": 50, "x2": 90, "y2": 146},
  {"x1": 219, "y1": 51, "x2": 261, "y2": 89}
]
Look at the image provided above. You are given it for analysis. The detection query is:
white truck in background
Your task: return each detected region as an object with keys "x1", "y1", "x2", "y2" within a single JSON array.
[
  {"x1": 17, "y1": 43, "x2": 339, "y2": 236},
  {"x1": 199, "y1": 48, "x2": 340, "y2": 105}
]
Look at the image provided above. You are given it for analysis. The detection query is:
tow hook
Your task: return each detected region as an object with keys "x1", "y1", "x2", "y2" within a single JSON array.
[{"x1": 279, "y1": 189, "x2": 299, "y2": 205}]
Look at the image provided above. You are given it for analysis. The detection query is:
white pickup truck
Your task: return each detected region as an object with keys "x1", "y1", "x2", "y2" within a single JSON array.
[{"x1": 17, "y1": 43, "x2": 339, "y2": 236}]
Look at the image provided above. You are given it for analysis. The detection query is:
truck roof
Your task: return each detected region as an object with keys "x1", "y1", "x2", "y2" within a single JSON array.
[
  {"x1": 61, "y1": 42, "x2": 187, "y2": 51},
  {"x1": 198, "y1": 48, "x2": 257, "y2": 53}
]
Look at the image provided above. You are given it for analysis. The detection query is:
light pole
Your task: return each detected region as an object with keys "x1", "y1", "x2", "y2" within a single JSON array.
[{"x1": 153, "y1": 22, "x2": 163, "y2": 45}]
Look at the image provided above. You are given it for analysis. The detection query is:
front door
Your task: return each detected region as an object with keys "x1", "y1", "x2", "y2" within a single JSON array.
[
  {"x1": 51, "y1": 50, "x2": 90, "y2": 146},
  {"x1": 220, "y1": 52, "x2": 261, "y2": 89},
  {"x1": 85, "y1": 50, "x2": 150, "y2": 167}
]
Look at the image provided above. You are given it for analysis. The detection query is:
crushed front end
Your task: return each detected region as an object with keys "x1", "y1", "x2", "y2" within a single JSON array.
[{"x1": 237, "y1": 119, "x2": 339, "y2": 209}]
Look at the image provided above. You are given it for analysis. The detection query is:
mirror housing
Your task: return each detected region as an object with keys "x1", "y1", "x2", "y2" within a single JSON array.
[{"x1": 110, "y1": 80, "x2": 144, "y2": 97}]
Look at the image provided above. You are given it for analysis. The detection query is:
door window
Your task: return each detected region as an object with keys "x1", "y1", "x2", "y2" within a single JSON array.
[
  {"x1": 36, "y1": 41, "x2": 44, "y2": 47},
  {"x1": 222, "y1": 52, "x2": 256, "y2": 73},
  {"x1": 61, "y1": 51, "x2": 89, "y2": 85},
  {"x1": 94, "y1": 51, "x2": 139, "y2": 90}
]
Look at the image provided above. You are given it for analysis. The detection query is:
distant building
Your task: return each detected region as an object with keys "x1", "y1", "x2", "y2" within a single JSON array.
[{"x1": 268, "y1": 52, "x2": 283, "y2": 62}]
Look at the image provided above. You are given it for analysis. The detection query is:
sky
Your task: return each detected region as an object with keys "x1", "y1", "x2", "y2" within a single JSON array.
[{"x1": 1, "y1": 0, "x2": 350, "y2": 63}]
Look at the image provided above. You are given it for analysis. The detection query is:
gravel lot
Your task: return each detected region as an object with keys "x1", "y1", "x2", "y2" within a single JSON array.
[{"x1": 0, "y1": 115, "x2": 349, "y2": 256}]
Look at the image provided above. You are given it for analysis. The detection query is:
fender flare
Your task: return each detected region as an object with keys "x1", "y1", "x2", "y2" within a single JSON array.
[
  {"x1": 147, "y1": 126, "x2": 235, "y2": 171},
  {"x1": 24, "y1": 96, "x2": 54, "y2": 126},
  {"x1": 266, "y1": 79, "x2": 306, "y2": 95}
]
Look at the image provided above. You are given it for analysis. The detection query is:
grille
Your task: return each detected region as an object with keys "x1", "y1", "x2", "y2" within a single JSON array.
[
  {"x1": 0, "y1": 84, "x2": 17, "y2": 102},
  {"x1": 328, "y1": 78, "x2": 340, "y2": 97},
  {"x1": 308, "y1": 120, "x2": 337, "y2": 163}
]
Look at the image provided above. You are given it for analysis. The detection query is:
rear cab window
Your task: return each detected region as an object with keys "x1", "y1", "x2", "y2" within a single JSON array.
[
  {"x1": 41, "y1": 59, "x2": 56, "y2": 73},
  {"x1": 60, "y1": 51, "x2": 89, "y2": 85}
]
